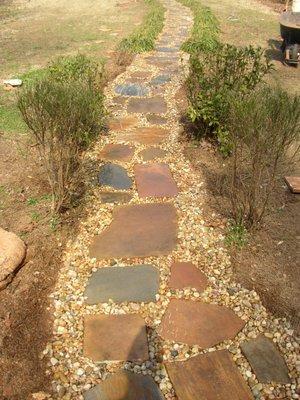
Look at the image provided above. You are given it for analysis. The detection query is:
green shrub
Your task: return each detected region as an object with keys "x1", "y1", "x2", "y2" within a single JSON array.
[
  {"x1": 227, "y1": 86, "x2": 300, "y2": 227},
  {"x1": 18, "y1": 54, "x2": 106, "y2": 213},
  {"x1": 187, "y1": 44, "x2": 272, "y2": 155},
  {"x1": 178, "y1": 0, "x2": 220, "y2": 54},
  {"x1": 118, "y1": 0, "x2": 165, "y2": 53}
]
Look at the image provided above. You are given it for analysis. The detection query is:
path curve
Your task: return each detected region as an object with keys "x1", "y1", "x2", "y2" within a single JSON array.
[{"x1": 45, "y1": 1, "x2": 299, "y2": 399}]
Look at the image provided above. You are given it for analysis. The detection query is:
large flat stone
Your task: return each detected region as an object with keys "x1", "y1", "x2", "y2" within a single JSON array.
[
  {"x1": 84, "y1": 314, "x2": 148, "y2": 362},
  {"x1": 134, "y1": 163, "x2": 178, "y2": 198},
  {"x1": 89, "y1": 203, "x2": 177, "y2": 259},
  {"x1": 150, "y1": 75, "x2": 172, "y2": 86},
  {"x1": 284, "y1": 176, "x2": 300, "y2": 193},
  {"x1": 98, "y1": 163, "x2": 132, "y2": 190},
  {"x1": 119, "y1": 127, "x2": 168, "y2": 145},
  {"x1": 108, "y1": 115, "x2": 138, "y2": 131},
  {"x1": 158, "y1": 299, "x2": 245, "y2": 347},
  {"x1": 139, "y1": 147, "x2": 167, "y2": 161},
  {"x1": 169, "y1": 261, "x2": 208, "y2": 292},
  {"x1": 115, "y1": 83, "x2": 149, "y2": 97},
  {"x1": 84, "y1": 265, "x2": 159, "y2": 304},
  {"x1": 83, "y1": 371, "x2": 164, "y2": 400},
  {"x1": 146, "y1": 115, "x2": 168, "y2": 125},
  {"x1": 127, "y1": 97, "x2": 167, "y2": 114},
  {"x1": 100, "y1": 144, "x2": 135, "y2": 162},
  {"x1": 241, "y1": 335, "x2": 291, "y2": 384},
  {"x1": 100, "y1": 192, "x2": 132, "y2": 204},
  {"x1": 165, "y1": 350, "x2": 253, "y2": 400}
]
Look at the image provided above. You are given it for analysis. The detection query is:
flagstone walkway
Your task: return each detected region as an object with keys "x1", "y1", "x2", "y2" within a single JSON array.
[{"x1": 45, "y1": 1, "x2": 299, "y2": 399}]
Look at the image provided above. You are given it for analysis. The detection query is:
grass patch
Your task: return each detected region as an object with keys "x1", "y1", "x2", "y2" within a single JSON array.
[
  {"x1": 177, "y1": 0, "x2": 220, "y2": 53},
  {"x1": 118, "y1": 0, "x2": 165, "y2": 53},
  {"x1": 225, "y1": 221, "x2": 248, "y2": 249}
]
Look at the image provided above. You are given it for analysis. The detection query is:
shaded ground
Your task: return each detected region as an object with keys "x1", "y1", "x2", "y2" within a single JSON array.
[{"x1": 0, "y1": 0, "x2": 145, "y2": 398}]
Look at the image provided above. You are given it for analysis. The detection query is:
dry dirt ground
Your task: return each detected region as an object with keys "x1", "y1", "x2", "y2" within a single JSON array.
[
  {"x1": 180, "y1": 0, "x2": 300, "y2": 332},
  {"x1": 0, "y1": 0, "x2": 145, "y2": 398}
]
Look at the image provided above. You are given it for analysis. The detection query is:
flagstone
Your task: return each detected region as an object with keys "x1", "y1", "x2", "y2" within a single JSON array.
[
  {"x1": 100, "y1": 144, "x2": 135, "y2": 162},
  {"x1": 139, "y1": 147, "x2": 167, "y2": 161},
  {"x1": 134, "y1": 163, "x2": 178, "y2": 198},
  {"x1": 127, "y1": 97, "x2": 167, "y2": 114},
  {"x1": 108, "y1": 115, "x2": 139, "y2": 131},
  {"x1": 99, "y1": 192, "x2": 132, "y2": 204},
  {"x1": 83, "y1": 371, "x2": 164, "y2": 400},
  {"x1": 146, "y1": 114, "x2": 168, "y2": 125},
  {"x1": 169, "y1": 261, "x2": 208, "y2": 291},
  {"x1": 98, "y1": 163, "x2": 132, "y2": 190},
  {"x1": 130, "y1": 71, "x2": 152, "y2": 80},
  {"x1": 284, "y1": 176, "x2": 300, "y2": 193},
  {"x1": 151, "y1": 75, "x2": 172, "y2": 86},
  {"x1": 84, "y1": 314, "x2": 148, "y2": 362},
  {"x1": 119, "y1": 127, "x2": 168, "y2": 145},
  {"x1": 156, "y1": 47, "x2": 178, "y2": 52},
  {"x1": 84, "y1": 264, "x2": 159, "y2": 304},
  {"x1": 115, "y1": 83, "x2": 149, "y2": 97},
  {"x1": 165, "y1": 350, "x2": 253, "y2": 400},
  {"x1": 241, "y1": 335, "x2": 291, "y2": 384},
  {"x1": 89, "y1": 203, "x2": 177, "y2": 259},
  {"x1": 158, "y1": 299, "x2": 245, "y2": 347}
]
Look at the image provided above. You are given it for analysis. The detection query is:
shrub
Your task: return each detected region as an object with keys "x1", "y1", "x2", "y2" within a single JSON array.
[
  {"x1": 118, "y1": 0, "x2": 165, "y2": 53},
  {"x1": 18, "y1": 55, "x2": 105, "y2": 213},
  {"x1": 187, "y1": 44, "x2": 273, "y2": 155},
  {"x1": 227, "y1": 86, "x2": 300, "y2": 227}
]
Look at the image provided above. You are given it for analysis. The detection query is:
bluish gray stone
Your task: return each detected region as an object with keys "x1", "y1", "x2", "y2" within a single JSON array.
[
  {"x1": 151, "y1": 75, "x2": 172, "y2": 86},
  {"x1": 115, "y1": 83, "x2": 149, "y2": 97},
  {"x1": 84, "y1": 265, "x2": 159, "y2": 304},
  {"x1": 156, "y1": 47, "x2": 178, "y2": 52},
  {"x1": 98, "y1": 163, "x2": 132, "y2": 190}
]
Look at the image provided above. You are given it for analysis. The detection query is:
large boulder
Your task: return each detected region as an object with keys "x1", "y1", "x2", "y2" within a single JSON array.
[{"x1": 0, "y1": 228, "x2": 26, "y2": 288}]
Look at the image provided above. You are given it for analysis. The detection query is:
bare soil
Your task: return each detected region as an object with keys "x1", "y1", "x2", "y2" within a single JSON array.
[{"x1": 0, "y1": 1, "x2": 144, "y2": 398}]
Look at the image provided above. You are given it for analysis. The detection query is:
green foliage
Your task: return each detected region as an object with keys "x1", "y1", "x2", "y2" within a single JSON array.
[
  {"x1": 228, "y1": 86, "x2": 300, "y2": 227},
  {"x1": 118, "y1": 0, "x2": 165, "y2": 53},
  {"x1": 187, "y1": 44, "x2": 272, "y2": 155},
  {"x1": 225, "y1": 220, "x2": 248, "y2": 248},
  {"x1": 178, "y1": 0, "x2": 220, "y2": 54},
  {"x1": 18, "y1": 54, "x2": 106, "y2": 213}
]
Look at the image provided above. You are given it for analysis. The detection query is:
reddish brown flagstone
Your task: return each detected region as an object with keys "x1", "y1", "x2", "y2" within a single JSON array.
[
  {"x1": 284, "y1": 176, "x2": 300, "y2": 193},
  {"x1": 119, "y1": 127, "x2": 169, "y2": 145},
  {"x1": 100, "y1": 144, "x2": 135, "y2": 162},
  {"x1": 127, "y1": 97, "x2": 167, "y2": 114},
  {"x1": 89, "y1": 203, "x2": 177, "y2": 259},
  {"x1": 134, "y1": 163, "x2": 178, "y2": 198},
  {"x1": 165, "y1": 350, "x2": 253, "y2": 400},
  {"x1": 108, "y1": 115, "x2": 138, "y2": 131},
  {"x1": 84, "y1": 314, "x2": 148, "y2": 362},
  {"x1": 158, "y1": 299, "x2": 245, "y2": 347},
  {"x1": 169, "y1": 261, "x2": 208, "y2": 292},
  {"x1": 139, "y1": 147, "x2": 167, "y2": 161}
]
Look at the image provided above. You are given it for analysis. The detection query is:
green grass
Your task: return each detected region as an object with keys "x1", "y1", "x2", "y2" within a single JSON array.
[
  {"x1": 118, "y1": 0, "x2": 165, "y2": 53},
  {"x1": 177, "y1": 0, "x2": 220, "y2": 54},
  {"x1": 225, "y1": 221, "x2": 248, "y2": 249}
]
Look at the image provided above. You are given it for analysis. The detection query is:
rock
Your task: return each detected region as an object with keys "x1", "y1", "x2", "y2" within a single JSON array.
[
  {"x1": 127, "y1": 97, "x2": 168, "y2": 114},
  {"x1": 241, "y1": 335, "x2": 291, "y2": 384},
  {"x1": 98, "y1": 163, "x2": 132, "y2": 190},
  {"x1": 0, "y1": 228, "x2": 26, "y2": 288},
  {"x1": 83, "y1": 371, "x2": 164, "y2": 399},
  {"x1": 3, "y1": 79, "x2": 22, "y2": 87},
  {"x1": 139, "y1": 147, "x2": 167, "y2": 161},
  {"x1": 115, "y1": 83, "x2": 149, "y2": 97},
  {"x1": 118, "y1": 127, "x2": 168, "y2": 145}
]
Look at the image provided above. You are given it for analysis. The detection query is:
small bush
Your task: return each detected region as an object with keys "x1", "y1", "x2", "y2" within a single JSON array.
[
  {"x1": 118, "y1": 0, "x2": 165, "y2": 53},
  {"x1": 227, "y1": 86, "x2": 300, "y2": 227},
  {"x1": 187, "y1": 44, "x2": 272, "y2": 155},
  {"x1": 18, "y1": 55, "x2": 105, "y2": 213}
]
